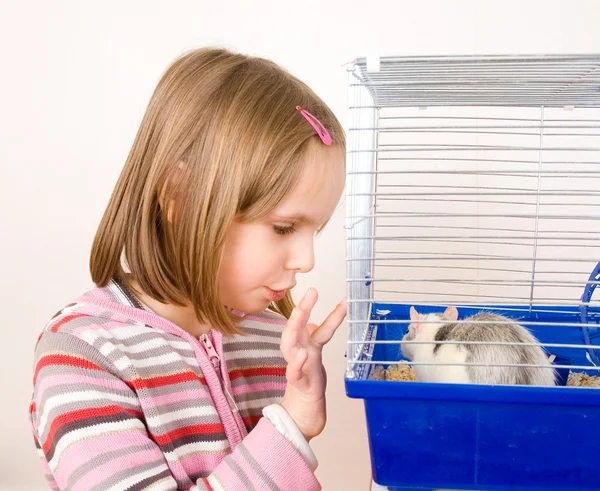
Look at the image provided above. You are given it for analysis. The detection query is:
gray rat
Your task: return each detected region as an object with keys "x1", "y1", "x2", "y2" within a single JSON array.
[{"x1": 400, "y1": 306, "x2": 556, "y2": 386}]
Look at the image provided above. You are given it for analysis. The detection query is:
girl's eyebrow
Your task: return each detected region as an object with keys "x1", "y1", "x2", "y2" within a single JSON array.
[{"x1": 271, "y1": 213, "x2": 317, "y2": 225}]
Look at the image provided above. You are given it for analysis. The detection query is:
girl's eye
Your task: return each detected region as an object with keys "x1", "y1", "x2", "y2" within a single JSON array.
[{"x1": 273, "y1": 224, "x2": 295, "y2": 236}]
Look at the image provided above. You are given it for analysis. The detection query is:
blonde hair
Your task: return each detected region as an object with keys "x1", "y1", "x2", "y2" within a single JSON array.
[{"x1": 90, "y1": 47, "x2": 345, "y2": 335}]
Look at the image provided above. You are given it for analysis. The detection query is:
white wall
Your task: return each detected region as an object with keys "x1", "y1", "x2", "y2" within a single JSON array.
[{"x1": 2, "y1": 1, "x2": 600, "y2": 489}]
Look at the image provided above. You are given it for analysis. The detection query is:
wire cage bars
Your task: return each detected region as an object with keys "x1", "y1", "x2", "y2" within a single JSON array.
[{"x1": 345, "y1": 54, "x2": 600, "y2": 491}]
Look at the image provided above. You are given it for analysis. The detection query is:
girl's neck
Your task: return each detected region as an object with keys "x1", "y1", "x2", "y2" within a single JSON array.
[{"x1": 129, "y1": 280, "x2": 213, "y2": 338}]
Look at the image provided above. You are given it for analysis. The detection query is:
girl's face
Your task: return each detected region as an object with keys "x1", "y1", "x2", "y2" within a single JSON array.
[{"x1": 219, "y1": 141, "x2": 345, "y2": 314}]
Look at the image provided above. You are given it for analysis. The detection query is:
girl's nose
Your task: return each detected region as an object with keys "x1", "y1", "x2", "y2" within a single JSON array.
[{"x1": 286, "y1": 236, "x2": 315, "y2": 273}]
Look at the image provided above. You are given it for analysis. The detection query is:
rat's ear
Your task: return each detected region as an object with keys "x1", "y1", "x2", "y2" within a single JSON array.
[
  {"x1": 409, "y1": 306, "x2": 423, "y2": 333},
  {"x1": 444, "y1": 305, "x2": 459, "y2": 321}
]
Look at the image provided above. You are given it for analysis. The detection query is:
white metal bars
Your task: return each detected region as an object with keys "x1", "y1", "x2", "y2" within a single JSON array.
[
  {"x1": 349, "y1": 54, "x2": 600, "y2": 108},
  {"x1": 345, "y1": 67, "x2": 377, "y2": 378},
  {"x1": 345, "y1": 55, "x2": 600, "y2": 379}
]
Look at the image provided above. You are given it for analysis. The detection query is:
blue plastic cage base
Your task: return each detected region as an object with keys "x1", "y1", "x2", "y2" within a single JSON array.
[{"x1": 346, "y1": 303, "x2": 600, "y2": 491}]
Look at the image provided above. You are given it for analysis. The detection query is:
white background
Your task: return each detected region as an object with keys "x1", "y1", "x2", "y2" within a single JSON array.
[{"x1": 2, "y1": 1, "x2": 600, "y2": 490}]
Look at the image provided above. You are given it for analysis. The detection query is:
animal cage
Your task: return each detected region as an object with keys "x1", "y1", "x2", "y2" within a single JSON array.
[{"x1": 344, "y1": 55, "x2": 600, "y2": 491}]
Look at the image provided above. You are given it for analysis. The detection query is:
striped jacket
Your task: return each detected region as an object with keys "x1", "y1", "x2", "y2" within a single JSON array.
[{"x1": 30, "y1": 280, "x2": 320, "y2": 490}]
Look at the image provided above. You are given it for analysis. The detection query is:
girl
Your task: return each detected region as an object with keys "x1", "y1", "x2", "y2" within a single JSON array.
[{"x1": 30, "y1": 48, "x2": 346, "y2": 491}]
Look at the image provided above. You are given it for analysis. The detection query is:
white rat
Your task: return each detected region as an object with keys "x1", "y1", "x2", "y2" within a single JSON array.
[{"x1": 400, "y1": 306, "x2": 556, "y2": 386}]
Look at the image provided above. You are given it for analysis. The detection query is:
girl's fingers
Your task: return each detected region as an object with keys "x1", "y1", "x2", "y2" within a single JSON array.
[
  {"x1": 285, "y1": 347, "x2": 308, "y2": 385},
  {"x1": 280, "y1": 309, "x2": 301, "y2": 363},
  {"x1": 295, "y1": 288, "x2": 318, "y2": 321},
  {"x1": 280, "y1": 326, "x2": 299, "y2": 364},
  {"x1": 311, "y1": 298, "x2": 347, "y2": 346},
  {"x1": 280, "y1": 288, "x2": 318, "y2": 358}
]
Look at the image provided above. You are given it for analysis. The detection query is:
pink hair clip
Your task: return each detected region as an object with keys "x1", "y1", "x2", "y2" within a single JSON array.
[{"x1": 296, "y1": 105, "x2": 332, "y2": 146}]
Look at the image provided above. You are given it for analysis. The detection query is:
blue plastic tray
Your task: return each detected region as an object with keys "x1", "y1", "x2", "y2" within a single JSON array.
[{"x1": 346, "y1": 303, "x2": 600, "y2": 490}]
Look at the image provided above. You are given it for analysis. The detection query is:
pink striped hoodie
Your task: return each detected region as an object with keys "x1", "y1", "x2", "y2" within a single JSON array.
[{"x1": 30, "y1": 280, "x2": 320, "y2": 490}]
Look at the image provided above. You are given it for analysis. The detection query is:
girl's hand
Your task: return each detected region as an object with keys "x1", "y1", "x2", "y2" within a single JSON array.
[{"x1": 279, "y1": 288, "x2": 347, "y2": 441}]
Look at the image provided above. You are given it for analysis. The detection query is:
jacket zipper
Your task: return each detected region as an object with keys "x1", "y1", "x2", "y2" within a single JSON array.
[{"x1": 200, "y1": 333, "x2": 239, "y2": 414}]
